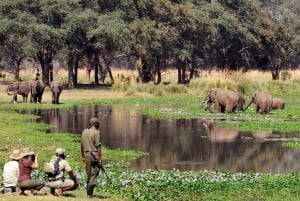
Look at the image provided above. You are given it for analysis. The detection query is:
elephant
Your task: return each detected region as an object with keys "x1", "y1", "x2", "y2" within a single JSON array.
[
  {"x1": 202, "y1": 88, "x2": 240, "y2": 113},
  {"x1": 243, "y1": 91, "x2": 273, "y2": 114},
  {"x1": 50, "y1": 81, "x2": 63, "y2": 104},
  {"x1": 29, "y1": 80, "x2": 45, "y2": 104},
  {"x1": 7, "y1": 82, "x2": 30, "y2": 104},
  {"x1": 203, "y1": 121, "x2": 240, "y2": 142},
  {"x1": 236, "y1": 92, "x2": 245, "y2": 111},
  {"x1": 272, "y1": 98, "x2": 285, "y2": 110}
]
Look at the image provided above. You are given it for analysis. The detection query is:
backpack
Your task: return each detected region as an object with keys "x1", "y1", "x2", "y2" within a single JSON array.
[{"x1": 43, "y1": 157, "x2": 62, "y2": 178}]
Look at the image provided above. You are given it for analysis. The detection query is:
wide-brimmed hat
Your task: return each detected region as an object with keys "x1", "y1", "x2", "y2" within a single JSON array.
[
  {"x1": 10, "y1": 149, "x2": 21, "y2": 160},
  {"x1": 89, "y1": 117, "x2": 100, "y2": 125},
  {"x1": 55, "y1": 148, "x2": 65, "y2": 156},
  {"x1": 20, "y1": 147, "x2": 34, "y2": 158}
]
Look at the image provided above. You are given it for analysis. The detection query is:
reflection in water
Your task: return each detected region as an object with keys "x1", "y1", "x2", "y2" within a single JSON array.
[
  {"x1": 24, "y1": 105, "x2": 300, "y2": 173},
  {"x1": 203, "y1": 120, "x2": 240, "y2": 142}
]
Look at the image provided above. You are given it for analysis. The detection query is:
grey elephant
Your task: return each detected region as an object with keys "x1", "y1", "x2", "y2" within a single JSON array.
[
  {"x1": 202, "y1": 88, "x2": 239, "y2": 113},
  {"x1": 235, "y1": 92, "x2": 245, "y2": 111},
  {"x1": 243, "y1": 91, "x2": 273, "y2": 114},
  {"x1": 50, "y1": 81, "x2": 63, "y2": 104},
  {"x1": 272, "y1": 98, "x2": 285, "y2": 110},
  {"x1": 29, "y1": 80, "x2": 45, "y2": 104},
  {"x1": 7, "y1": 82, "x2": 30, "y2": 104}
]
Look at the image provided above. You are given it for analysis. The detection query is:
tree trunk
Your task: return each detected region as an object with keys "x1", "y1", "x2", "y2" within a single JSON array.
[
  {"x1": 271, "y1": 67, "x2": 280, "y2": 80},
  {"x1": 106, "y1": 65, "x2": 114, "y2": 85},
  {"x1": 14, "y1": 57, "x2": 24, "y2": 81},
  {"x1": 49, "y1": 63, "x2": 53, "y2": 83},
  {"x1": 37, "y1": 50, "x2": 54, "y2": 85},
  {"x1": 154, "y1": 56, "x2": 161, "y2": 84},
  {"x1": 100, "y1": 55, "x2": 114, "y2": 85},
  {"x1": 86, "y1": 66, "x2": 91, "y2": 84},
  {"x1": 68, "y1": 56, "x2": 75, "y2": 88},
  {"x1": 189, "y1": 60, "x2": 198, "y2": 80},
  {"x1": 94, "y1": 56, "x2": 99, "y2": 85},
  {"x1": 135, "y1": 56, "x2": 143, "y2": 83},
  {"x1": 177, "y1": 60, "x2": 187, "y2": 84},
  {"x1": 182, "y1": 62, "x2": 187, "y2": 84},
  {"x1": 177, "y1": 64, "x2": 182, "y2": 84}
]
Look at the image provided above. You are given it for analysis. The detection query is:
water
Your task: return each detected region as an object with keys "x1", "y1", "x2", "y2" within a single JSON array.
[{"x1": 25, "y1": 104, "x2": 300, "y2": 173}]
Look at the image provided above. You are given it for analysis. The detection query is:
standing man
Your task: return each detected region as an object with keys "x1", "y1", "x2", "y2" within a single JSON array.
[
  {"x1": 2, "y1": 149, "x2": 21, "y2": 194},
  {"x1": 81, "y1": 117, "x2": 102, "y2": 198}
]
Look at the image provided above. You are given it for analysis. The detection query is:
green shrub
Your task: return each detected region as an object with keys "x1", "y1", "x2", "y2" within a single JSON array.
[{"x1": 281, "y1": 71, "x2": 292, "y2": 81}]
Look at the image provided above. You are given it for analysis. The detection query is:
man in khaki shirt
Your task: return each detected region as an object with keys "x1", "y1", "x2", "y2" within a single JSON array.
[
  {"x1": 47, "y1": 148, "x2": 78, "y2": 197},
  {"x1": 81, "y1": 117, "x2": 102, "y2": 198}
]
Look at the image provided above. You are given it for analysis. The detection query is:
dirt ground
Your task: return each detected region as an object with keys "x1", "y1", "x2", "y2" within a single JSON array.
[{"x1": 0, "y1": 83, "x2": 126, "y2": 103}]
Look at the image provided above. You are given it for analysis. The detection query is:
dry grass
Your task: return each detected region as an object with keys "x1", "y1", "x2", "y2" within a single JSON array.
[
  {"x1": 1, "y1": 68, "x2": 299, "y2": 103},
  {"x1": 0, "y1": 84, "x2": 126, "y2": 104}
]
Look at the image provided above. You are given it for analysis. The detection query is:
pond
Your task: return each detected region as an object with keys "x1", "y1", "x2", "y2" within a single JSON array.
[{"x1": 26, "y1": 104, "x2": 300, "y2": 173}]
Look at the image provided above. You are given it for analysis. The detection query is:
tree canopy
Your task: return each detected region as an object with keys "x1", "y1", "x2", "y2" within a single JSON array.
[{"x1": 0, "y1": 0, "x2": 298, "y2": 85}]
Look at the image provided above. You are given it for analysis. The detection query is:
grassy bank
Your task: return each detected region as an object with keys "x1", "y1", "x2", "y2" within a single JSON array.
[{"x1": 0, "y1": 70, "x2": 299, "y2": 200}]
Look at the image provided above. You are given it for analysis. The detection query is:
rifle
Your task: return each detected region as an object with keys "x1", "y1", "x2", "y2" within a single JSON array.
[
  {"x1": 97, "y1": 163, "x2": 110, "y2": 180},
  {"x1": 90, "y1": 153, "x2": 110, "y2": 180}
]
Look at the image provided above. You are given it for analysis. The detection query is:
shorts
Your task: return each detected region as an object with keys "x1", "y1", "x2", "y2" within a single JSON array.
[{"x1": 48, "y1": 179, "x2": 74, "y2": 189}]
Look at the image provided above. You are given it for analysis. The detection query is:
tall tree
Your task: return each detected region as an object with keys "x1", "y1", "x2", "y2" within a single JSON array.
[
  {"x1": 31, "y1": 0, "x2": 79, "y2": 84},
  {"x1": 0, "y1": 1, "x2": 37, "y2": 80},
  {"x1": 88, "y1": 10, "x2": 131, "y2": 84},
  {"x1": 63, "y1": 9, "x2": 98, "y2": 87}
]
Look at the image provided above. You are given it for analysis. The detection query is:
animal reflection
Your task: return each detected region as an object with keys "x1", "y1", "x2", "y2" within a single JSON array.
[
  {"x1": 203, "y1": 121, "x2": 240, "y2": 142},
  {"x1": 252, "y1": 130, "x2": 272, "y2": 141}
]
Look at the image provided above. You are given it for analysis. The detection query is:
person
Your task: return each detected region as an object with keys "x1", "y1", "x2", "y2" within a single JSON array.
[
  {"x1": 17, "y1": 147, "x2": 45, "y2": 196},
  {"x1": 2, "y1": 149, "x2": 21, "y2": 194},
  {"x1": 47, "y1": 148, "x2": 78, "y2": 197},
  {"x1": 81, "y1": 117, "x2": 102, "y2": 198}
]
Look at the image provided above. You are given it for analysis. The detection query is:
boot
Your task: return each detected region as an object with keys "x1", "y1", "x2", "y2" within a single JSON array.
[
  {"x1": 87, "y1": 185, "x2": 94, "y2": 198},
  {"x1": 50, "y1": 188, "x2": 55, "y2": 195}
]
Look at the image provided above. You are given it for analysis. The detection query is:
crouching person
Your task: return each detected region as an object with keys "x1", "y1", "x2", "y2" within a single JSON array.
[
  {"x1": 17, "y1": 147, "x2": 46, "y2": 195},
  {"x1": 2, "y1": 149, "x2": 22, "y2": 194},
  {"x1": 46, "y1": 148, "x2": 78, "y2": 197}
]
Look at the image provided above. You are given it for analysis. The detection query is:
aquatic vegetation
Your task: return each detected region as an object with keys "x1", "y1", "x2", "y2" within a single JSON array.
[
  {"x1": 94, "y1": 167, "x2": 300, "y2": 201},
  {"x1": 283, "y1": 141, "x2": 300, "y2": 148}
]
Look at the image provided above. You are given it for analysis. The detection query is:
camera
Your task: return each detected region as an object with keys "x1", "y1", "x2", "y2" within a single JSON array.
[{"x1": 31, "y1": 154, "x2": 36, "y2": 162}]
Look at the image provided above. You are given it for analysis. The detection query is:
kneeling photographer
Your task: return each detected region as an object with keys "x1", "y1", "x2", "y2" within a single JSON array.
[{"x1": 17, "y1": 147, "x2": 45, "y2": 196}]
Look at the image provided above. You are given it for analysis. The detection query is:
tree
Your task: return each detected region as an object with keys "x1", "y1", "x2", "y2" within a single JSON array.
[
  {"x1": 63, "y1": 9, "x2": 98, "y2": 87},
  {"x1": 31, "y1": 0, "x2": 79, "y2": 85},
  {"x1": 0, "y1": 1, "x2": 37, "y2": 81},
  {"x1": 88, "y1": 10, "x2": 131, "y2": 84}
]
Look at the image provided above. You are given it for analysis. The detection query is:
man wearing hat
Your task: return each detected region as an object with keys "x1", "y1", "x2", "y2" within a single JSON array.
[
  {"x1": 2, "y1": 149, "x2": 21, "y2": 194},
  {"x1": 47, "y1": 148, "x2": 78, "y2": 197},
  {"x1": 17, "y1": 147, "x2": 45, "y2": 195},
  {"x1": 81, "y1": 117, "x2": 102, "y2": 198}
]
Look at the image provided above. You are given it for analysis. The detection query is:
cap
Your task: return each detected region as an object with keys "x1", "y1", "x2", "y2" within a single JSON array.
[
  {"x1": 89, "y1": 117, "x2": 100, "y2": 125},
  {"x1": 10, "y1": 149, "x2": 21, "y2": 160},
  {"x1": 55, "y1": 148, "x2": 65, "y2": 156}
]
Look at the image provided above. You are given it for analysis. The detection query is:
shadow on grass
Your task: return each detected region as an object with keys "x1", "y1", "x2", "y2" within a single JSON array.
[{"x1": 63, "y1": 193, "x2": 111, "y2": 199}]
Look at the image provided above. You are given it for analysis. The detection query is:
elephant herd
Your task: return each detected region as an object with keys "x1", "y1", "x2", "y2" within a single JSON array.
[
  {"x1": 6, "y1": 80, "x2": 63, "y2": 104},
  {"x1": 202, "y1": 88, "x2": 285, "y2": 114}
]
